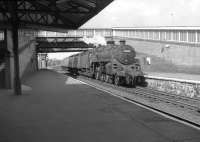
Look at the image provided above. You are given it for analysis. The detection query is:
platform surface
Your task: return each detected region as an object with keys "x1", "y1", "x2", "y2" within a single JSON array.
[
  {"x1": 146, "y1": 72, "x2": 200, "y2": 82},
  {"x1": 0, "y1": 69, "x2": 200, "y2": 142}
]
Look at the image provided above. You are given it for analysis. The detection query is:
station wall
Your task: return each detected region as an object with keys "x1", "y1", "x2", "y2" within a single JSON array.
[{"x1": 5, "y1": 30, "x2": 38, "y2": 88}]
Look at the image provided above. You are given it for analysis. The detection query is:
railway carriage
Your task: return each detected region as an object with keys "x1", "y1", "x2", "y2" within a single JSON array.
[{"x1": 67, "y1": 54, "x2": 79, "y2": 74}]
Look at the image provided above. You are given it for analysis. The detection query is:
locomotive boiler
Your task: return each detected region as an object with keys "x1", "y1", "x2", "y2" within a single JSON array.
[{"x1": 64, "y1": 40, "x2": 146, "y2": 87}]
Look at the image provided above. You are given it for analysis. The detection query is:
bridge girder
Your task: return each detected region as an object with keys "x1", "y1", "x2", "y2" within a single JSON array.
[
  {"x1": 36, "y1": 41, "x2": 93, "y2": 48},
  {"x1": 36, "y1": 36, "x2": 95, "y2": 52},
  {"x1": 37, "y1": 48, "x2": 90, "y2": 53}
]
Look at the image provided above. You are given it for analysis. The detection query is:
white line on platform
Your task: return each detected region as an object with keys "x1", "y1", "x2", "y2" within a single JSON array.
[{"x1": 77, "y1": 78, "x2": 200, "y2": 131}]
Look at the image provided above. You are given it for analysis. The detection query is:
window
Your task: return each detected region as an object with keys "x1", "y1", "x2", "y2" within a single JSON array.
[
  {"x1": 188, "y1": 31, "x2": 196, "y2": 43},
  {"x1": 180, "y1": 31, "x2": 187, "y2": 42}
]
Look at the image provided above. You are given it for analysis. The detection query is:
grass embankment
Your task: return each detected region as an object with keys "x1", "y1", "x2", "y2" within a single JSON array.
[{"x1": 137, "y1": 52, "x2": 200, "y2": 75}]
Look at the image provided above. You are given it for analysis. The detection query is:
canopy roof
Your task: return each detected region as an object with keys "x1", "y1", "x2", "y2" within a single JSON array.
[{"x1": 0, "y1": 0, "x2": 113, "y2": 30}]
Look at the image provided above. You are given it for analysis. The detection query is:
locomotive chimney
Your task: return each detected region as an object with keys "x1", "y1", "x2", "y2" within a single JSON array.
[
  {"x1": 107, "y1": 40, "x2": 115, "y2": 46},
  {"x1": 119, "y1": 40, "x2": 126, "y2": 45}
]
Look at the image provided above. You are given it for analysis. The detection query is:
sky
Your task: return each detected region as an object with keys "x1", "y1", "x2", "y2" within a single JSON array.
[
  {"x1": 49, "y1": 0, "x2": 200, "y2": 59},
  {"x1": 82, "y1": 0, "x2": 200, "y2": 28},
  {"x1": 48, "y1": 52, "x2": 79, "y2": 60}
]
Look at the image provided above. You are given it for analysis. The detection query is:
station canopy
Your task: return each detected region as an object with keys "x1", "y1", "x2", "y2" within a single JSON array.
[{"x1": 0, "y1": 0, "x2": 113, "y2": 30}]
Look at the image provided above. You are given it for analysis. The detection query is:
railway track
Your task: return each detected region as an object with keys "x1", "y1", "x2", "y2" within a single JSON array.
[
  {"x1": 55, "y1": 66, "x2": 200, "y2": 112},
  {"x1": 137, "y1": 87, "x2": 200, "y2": 105},
  {"x1": 78, "y1": 74, "x2": 200, "y2": 113},
  {"x1": 53, "y1": 67, "x2": 200, "y2": 128},
  {"x1": 132, "y1": 87, "x2": 200, "y2": 111}
]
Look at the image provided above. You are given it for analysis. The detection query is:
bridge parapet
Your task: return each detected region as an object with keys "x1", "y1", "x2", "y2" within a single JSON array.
[
  {"x1": 36, "y1": 36, "x2": 95, "y2": 53},
  {"x1": 36, "y1": 36, "x2": 83, "y2": 43}
]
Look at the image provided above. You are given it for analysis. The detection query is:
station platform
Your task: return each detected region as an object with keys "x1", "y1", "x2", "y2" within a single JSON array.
[
  {"x1": 146, "y1": 72, "x2": 200, "y2": 83},
  {"x1": 0, "y1": 69, "x2": 200, "y2": 142}
]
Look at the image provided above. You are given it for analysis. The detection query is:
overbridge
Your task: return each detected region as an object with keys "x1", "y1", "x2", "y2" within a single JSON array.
[{"x1": 36, "y1": 37, "x2": 95, "y2": 53}]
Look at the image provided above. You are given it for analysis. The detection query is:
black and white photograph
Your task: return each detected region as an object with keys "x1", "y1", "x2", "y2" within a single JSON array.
[{"x1": 0, "y1": 0, "x2": 200, "y2": 141}]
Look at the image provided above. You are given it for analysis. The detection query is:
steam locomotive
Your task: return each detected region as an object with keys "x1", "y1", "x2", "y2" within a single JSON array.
[{"x1": 62, "y1": 40, "x2": 146, "y2": 87}]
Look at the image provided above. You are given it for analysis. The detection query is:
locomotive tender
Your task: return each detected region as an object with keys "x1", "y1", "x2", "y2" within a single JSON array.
[{"x1": 63, "y1": 40, "x2": 146, "y2": 87}]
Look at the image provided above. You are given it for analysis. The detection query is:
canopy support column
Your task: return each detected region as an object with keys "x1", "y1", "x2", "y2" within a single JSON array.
[
  {"x1": 12, "y1": 24, "x2": 22, "y2": 95},
  {"x1": 11, "y1": 1, "x2": 22, "y2": 95},
  {"x1": 3, "y1": 29, "x2": 11, "y2": 89}
]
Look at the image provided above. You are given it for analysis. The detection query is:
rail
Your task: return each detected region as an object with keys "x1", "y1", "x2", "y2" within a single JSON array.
[
  {"x1": 134, "y1": 87, "x2": 200, "y2": 111},
  {"x1": 76, "y1": 74, "x2": 200, "y2": 112}
]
